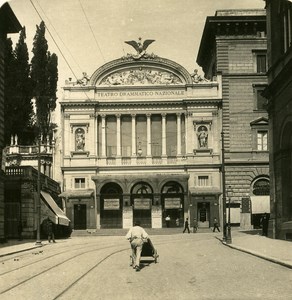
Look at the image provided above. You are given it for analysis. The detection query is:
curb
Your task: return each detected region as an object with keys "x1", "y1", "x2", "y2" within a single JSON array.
[
  {"x1": 0, "y1": 244, "x2": 44, "y2": 258},
  {"x1": 218, "y1": 238, "x2": 292, "y2": 269}
]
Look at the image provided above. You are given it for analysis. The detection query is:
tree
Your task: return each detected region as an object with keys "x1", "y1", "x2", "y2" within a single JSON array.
[
  {"x1": 31, "y1": 21, "x2": 58, "y2": 142},
  {"x1": 4, "y1": 27, "x2": 34, "y2": 145},
  {"x1": 4, "y1": 37, "x2": 17, "y2": 145}
]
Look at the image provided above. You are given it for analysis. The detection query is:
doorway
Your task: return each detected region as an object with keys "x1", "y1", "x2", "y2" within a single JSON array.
[
  {"x1": 197, "y1": 202, "x2": 210, "y2": 228},
  {"x1": 74, "y1": 204, "x2": 87, "y2": 229}
]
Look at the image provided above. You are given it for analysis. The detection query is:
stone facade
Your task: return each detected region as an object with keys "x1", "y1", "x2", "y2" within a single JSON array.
[
  {"x1": 0, "y1": 3, "x2": 21, "y2": 242},
  {"x1": 59, "y1": 53, "x2": 223, "y2": 230},
  {"x1": 197, "y1": 9, "x2": 269, "y2": 229},
  {"x1": 264, "y1": 0, "x2": 292, "y2": 240}
]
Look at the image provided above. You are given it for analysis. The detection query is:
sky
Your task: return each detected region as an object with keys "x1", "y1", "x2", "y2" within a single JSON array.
[{"x1": 6, "y1": 0, "x2": 265, "y2": 122}]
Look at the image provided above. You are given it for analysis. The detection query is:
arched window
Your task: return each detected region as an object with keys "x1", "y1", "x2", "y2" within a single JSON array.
[
  {"x1": 132, "y1": 182, "x2": 153, "y2": 195},
  {"x1": 162, "y1": 181, "x2": 183, "y2": 194},
  {"x1": 252, "y1": 178, "x2": 270, "y2": 196}
]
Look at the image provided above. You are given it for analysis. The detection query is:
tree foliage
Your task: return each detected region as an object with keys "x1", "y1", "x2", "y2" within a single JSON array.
[
  {"x1": 31, "y1": 21, "x2": 58, "y2": 142},
  {"x1": 4, "y1": 21, "x2": 58, "y2": 146},
  {"x1": 4, "y1": 27, "x2": 34, "y2": 145}
]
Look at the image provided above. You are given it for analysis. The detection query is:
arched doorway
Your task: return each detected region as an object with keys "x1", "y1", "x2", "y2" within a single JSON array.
[
  {"x1": 161, "y1": 181, "x2": 184, "y2": 227},
  {"x1": 131, "y1": 182, "x2": 153, "y2": 228},
  {"x1": 100, "y1": 183, "x2": 123, "y2": 228},
  {"x1": 250, "y1": 176, "x2": 270, "y2": 228}
]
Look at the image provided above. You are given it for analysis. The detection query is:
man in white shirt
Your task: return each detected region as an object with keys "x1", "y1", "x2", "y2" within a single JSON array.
[{"x1": 125, "y1": 220, "x2": 148, "y2": 271}]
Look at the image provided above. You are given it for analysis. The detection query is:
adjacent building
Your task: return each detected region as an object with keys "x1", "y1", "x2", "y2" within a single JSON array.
[
  {"x1": 197, "y1": 9, "x2": 269, "y2": 229},
  {"x1": 264, "y1": 0, "x2": 292, "y2": 240},
  {"x1": 59, "y1": 48, "x2": 223, "y2": 229},
  {"x1": 0, "y1": 2, "x2": 22, "y2": 242}
]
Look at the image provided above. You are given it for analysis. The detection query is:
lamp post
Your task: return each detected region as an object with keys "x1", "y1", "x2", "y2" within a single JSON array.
[
  {"x1": 226, "y1": 185, "x2": 232, "y2": 244},
  {"x1": 35, "y1": 135, "x2": 42, "y2": 245},
  {"x1": 221, "y1": 132, "x2": 227, "y2": 242}
]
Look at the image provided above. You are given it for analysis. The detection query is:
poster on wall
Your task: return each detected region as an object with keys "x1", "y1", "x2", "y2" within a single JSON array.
[
  {"x1": 104, "y1": 199, "x2": 120, "y2": 210},
  {"x1": 164, "y1": 198, "x2": 181, "y2": 209},
  {"x1": 134, "y1": 198, "x2": 151, "y2": 209}
]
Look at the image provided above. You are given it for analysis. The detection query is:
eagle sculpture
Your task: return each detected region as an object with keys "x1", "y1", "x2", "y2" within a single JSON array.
[{"x1": 125, "y1": 37, "x2": 155, "y2": 56}]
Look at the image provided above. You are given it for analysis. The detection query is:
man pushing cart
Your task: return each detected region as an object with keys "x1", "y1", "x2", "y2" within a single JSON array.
[{"x1": 126, "y1": 220, "x2": 158, "y2": 272}]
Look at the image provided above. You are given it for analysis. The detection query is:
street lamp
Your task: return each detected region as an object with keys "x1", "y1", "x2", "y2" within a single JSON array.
[
  {"x1": 226, "y1": 185, "x2": 232, "y2": 244},
  {"x1": 35, "y1": 135, "x2": 42, "y2": 245},
  {"x1": 221, "y1": 132, "x2": 227, "y2": 242}
]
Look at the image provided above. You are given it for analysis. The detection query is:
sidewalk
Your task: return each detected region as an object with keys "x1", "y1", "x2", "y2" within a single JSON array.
[
  {"x1": 219, "y1": 230, "x2": 292, "y2": 269},
  {"x1": 1, "y1": 230, "x2": 292, "y2": 269}
]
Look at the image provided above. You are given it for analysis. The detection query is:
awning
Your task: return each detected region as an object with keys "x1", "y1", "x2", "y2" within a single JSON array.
[
  {"x1": 250, "y1": 196, "x2": 270, "y2": 214},
  {"x1": 59, "y1": 189, "x2": 94, "y2": 199},
  {"x1": 41, "y1": 191, "x2": 70, "y2": 226}
]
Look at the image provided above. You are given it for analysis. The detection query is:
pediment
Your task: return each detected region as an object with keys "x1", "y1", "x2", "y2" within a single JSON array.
[
  {"x1": 89, "y1": 56, "x2": 193, "y2": 86},
  {"x1": 250, "y1": 117, "x2": 269, "y2": 126}
]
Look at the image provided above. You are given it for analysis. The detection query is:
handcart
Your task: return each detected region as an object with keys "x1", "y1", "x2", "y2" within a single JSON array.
[{"x1": 130, "y1": 238, "x2": 159, "y2": 266}]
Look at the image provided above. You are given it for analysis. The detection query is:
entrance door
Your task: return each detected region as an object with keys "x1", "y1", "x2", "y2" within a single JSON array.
[
  {"x1": 133, "y1": 209, "x2": 151, "y2": 228},
  {"x1": 197, "y1": 202, "x2": 210, "y2": 228},
  {"x1": 5, "y1": 203, "x2": 20, "y2": 238},
  {"x1": 74, "y1": 204, "x2": 87, "y2": 229}
]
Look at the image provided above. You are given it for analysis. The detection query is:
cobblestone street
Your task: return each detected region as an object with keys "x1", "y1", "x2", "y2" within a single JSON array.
[{"x1": 1, "y1": 232, "x2": 292, "y2": 300}]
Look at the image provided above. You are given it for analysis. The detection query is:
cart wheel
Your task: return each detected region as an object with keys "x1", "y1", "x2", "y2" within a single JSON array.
[
  {"x1": 154, "y1": 251, "x2": 159, "y2": 263},
  {"x1": 129, "y1": 255, "x2": 134, "y2": 267}
]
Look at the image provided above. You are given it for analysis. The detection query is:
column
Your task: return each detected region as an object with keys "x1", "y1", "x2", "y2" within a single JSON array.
[
  {"x1": 101, "y1": 114, "x2": 106, "y2": 157},
  {"x1": 162, "y1": 113, "x2": 166, "y2": 156},
  {"x1": 146, "y1": 114, "x2": 152, "y2": 156},
  {"x1": 177, "y1": 113, "x2": 182, "y2": 156},
  {"x1": 116, "y1": 114, "x2": 121, "y2": 156},
  {"x1": 131, "y1": 114, "x2": 136, "y2": 156},
  {"x1": 185, "y1": 112, "x2": 189, "y2": 154}
]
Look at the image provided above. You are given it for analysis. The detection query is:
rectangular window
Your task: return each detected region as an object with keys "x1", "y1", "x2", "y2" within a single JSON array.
[
  {"x1": 198, "y1": 176, "x2": 209, "y2": 186},
  {"x1": 256, "y1": 54, "x2": 267, "y2": 73},
  {"x1": 257, "y1": 131, "x2": 268, "y2": 151},
  {"x1": 75, "y1": 178, "x2": 85, "y2": 189},
  {"x1": 256, "y1": 89, "x2": 267, "y2": 110}
]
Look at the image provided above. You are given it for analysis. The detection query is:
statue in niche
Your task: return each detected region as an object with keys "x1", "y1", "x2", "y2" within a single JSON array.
[
  {"x1": 75, "y1": 128, "x2": 85, "y2": 151},
  {"x1": 197, "y1": 126, "x2": 208, "y2": 148}
]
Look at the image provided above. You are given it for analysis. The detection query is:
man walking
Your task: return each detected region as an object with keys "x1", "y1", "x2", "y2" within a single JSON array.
[
  {"x1": 213, "y1": 217, "x2": 220, "y2": 232},
  {"x1": 126, "y1": 220, "x2": 148, "y2": 272},
  {"x1": 47, "y1": 217, "x2": 56, "y2": 243},
  {"x1": 183, "y1": 218, "x2": 190, "y2": 233}
]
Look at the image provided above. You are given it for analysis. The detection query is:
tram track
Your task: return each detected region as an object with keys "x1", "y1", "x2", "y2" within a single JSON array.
[
  {"x1": 0, "y1": 241, "x2": 119, "y2": 276},
  {"x1": 0, "y1": 243, "x2": 126, "y2": 295},
  {"x1": 0, "y1": 236, "x2": 196, "y2": 298}
]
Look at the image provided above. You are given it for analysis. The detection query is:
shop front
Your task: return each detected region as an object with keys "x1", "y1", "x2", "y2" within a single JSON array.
[{"x1": 92, "y1": 174, "x2": 189, "y2": 229}]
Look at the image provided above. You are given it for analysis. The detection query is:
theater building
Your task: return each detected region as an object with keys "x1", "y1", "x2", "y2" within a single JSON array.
[{"x1": 59, "y1": 48, "x2": 223, "y2": 229}]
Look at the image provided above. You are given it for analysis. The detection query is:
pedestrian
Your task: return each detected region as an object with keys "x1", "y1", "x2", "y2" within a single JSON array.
[
  {"x1": 125, "y1": 220, "x2": 149, "y2": 272},
  {"x1": 165, "y1": 215, "x2": 171, "y2": 228},
  {"x1": 183, "y1": 218, "x2": 190, "y2": 233},
  {"x1": 47, "y1": 217, "x2": 56, "y2": 243},
  {"x1": 193, "y1": 218, "x2": 198, "y2": 233},
  {"x1": 213, "y1": 217, "x2": 220, "y2": 232},
  {"x1": 176, "y1": 218, "x2": 180, "y2": 227},
  {"x1": 261, "y1": 212, "x2": 269, "y2": 237}
]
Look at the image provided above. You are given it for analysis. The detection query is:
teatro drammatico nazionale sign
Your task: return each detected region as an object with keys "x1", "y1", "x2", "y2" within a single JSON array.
[
  {"x1": 104, "y1": 199, "x2": 120, "y2": 210},
  {"x1": 134, "y1": 198, "x2": 151, "y2": 210},
  {"x1": 95, "y1": 89, "x2": 185, "y2": 100},
  {"x1": 164, "y1": 198, "x2": 181, "y2": 209}
]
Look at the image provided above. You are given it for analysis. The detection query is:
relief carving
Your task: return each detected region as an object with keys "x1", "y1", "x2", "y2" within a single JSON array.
[{"x1": 101, "y1": 68, "x2": 182, "y2": 86}]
